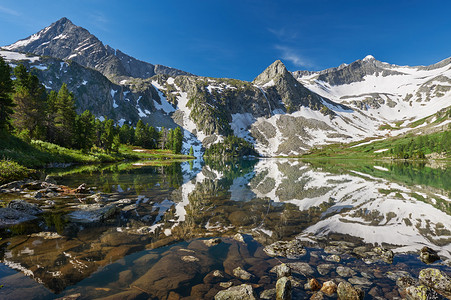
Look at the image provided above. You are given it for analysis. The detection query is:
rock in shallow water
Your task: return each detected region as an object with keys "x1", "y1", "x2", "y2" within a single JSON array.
[
  {"x1": 337, "y1": 282, "x2": 364, "y2": 300},
  {"x1": 286, "y1": 262, "x2": 314, "y2": 276},
  {"x1": 420, "y1": 247, "x2": 441, "y2": 264},
  {"x1": 233, "y1": 266, "x2": 254, "y2": 280},
  {"x1": 0, "y1": 207, "x2": 37, "y2": 226},
  {"x1": 8, "y1": 199, "x2": 42, "y2": 215},
  {"x1": 263, "y1": 239, "x2": 306, "y2": 259},
  {"x1": 270, "y1": 263, "x2": 291, "y2": 278},
  {"x1": 67, "y1": 204, "x2": 118, "y2": 223},
  {"x1": 419, "y1": 268, "x2": 451, "y2": 292},
  {"x1": 336, "y1": 266, "x2": 356, "y2": 278},
  {"x1": 405, "y1": 285, "x2": 443, "y2": 300},
  {"x1": 320, "y1": 280, "x2": 337, "y2": 296},
  {"x1": 214, "y1": 284, "x2": 256, "y2": 300},
  {"x1": 276, "y1": 276, "x2": 292, "y2": 300}
]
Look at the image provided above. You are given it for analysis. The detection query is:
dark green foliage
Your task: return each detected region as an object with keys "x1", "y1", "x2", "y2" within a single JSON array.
[
  {"x1": 205, "y1": 136, "x2": 258, "y2": 158},
  {"x1": 390, "y1": 131, "x2": 451, "y2": 159},
  {"x1": 12, "y1": 64, "x2": 47, "y2": 139},
  {"x1": 0, "y1": 57, "x2": 15, "y2": 132},
  {"x1": 53, "y1": 83, "x2": 76, "y2": 147},
  {"x1": 74, "y1": 110, "x2": 95, "y2": 152},
  {"x1": 119, "y1": 123, "x2": 135, "y2": 145},
  {"x1": 172, "y1": 127, "x2": 183, "y2": 154}
]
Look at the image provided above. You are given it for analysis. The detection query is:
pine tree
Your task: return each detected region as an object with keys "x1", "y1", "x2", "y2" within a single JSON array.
[
  {"x1": 75, "y1": 110, "x2": 95, "y2": 152},
  {"x1": 189, "y1": 146, "x2": 194, "y2": 157},
  {"x1": 172, "y1": 127, "x2": 183, "y2": 153},
  {"x1": 0, "y1": 57, "x2": 15, "y2": 132},
  {"x1": 54, "y1": 84, "x2": 76, "y2": 147},
  {"x1": 12, "y1": 64, "x2": 47, "y2": 139},
  {"x1": 135, "y1": 120, "x2": 146, "y2": 147},
  {"x1": 101, "y1": 119, "x2": 115, "y2": 152},
  {"x1": 45, "y1": 90, "x2": 58, "y2": 143}
]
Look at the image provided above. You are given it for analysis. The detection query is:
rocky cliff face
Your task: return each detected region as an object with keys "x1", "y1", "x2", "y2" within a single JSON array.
[{"x1": 4, "y1": 17, "x2": 190, "y2": 80}]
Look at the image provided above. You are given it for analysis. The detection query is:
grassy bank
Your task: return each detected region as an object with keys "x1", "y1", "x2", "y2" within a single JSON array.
[{"x1": 0, "y1": 133, "x2": 194, "y2": 184}]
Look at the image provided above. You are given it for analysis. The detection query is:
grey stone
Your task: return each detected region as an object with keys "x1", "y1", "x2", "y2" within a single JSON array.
[
  {"x1": 264, "y1": 239, "x2": 307, "y2": 259},
  {"x1": 260, "y1": 288, "x2": 276, "y2": 300},
  {"x1": 286, "y1": 262, "x2": 314, "y2": 276},
  {"x1": 317, "y1": 264, "x2": 334, "y2": 275},
  {"x1": 0, "y1": 207, "x2": 37, "y2": 226},
  {"x1": 419, "y1": 268, "x2": 451, "y2": 292},
  {"x1": 276, "y1": 276, "x2": 292, "y2": 300},
  {"x1": 336, "y1": 266, "x2": 357, "y2": 278},
  {"x1": 337, "y1": 282, "x2": 364, "y2": 300},
  {"x1": 8, "y1": 200, "x2": 42, "y2": 215},
  {"x1": 232, "y1": 267, "x2": 253, "y2": 280},
  {"x1": 67, "y1": 203, "x2": 118, "y2": 223},
  {"x1": 215, "y1": 284, "x2": 256, "y2": 300}
]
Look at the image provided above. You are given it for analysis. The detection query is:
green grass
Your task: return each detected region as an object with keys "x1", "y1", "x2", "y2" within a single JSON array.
[{"x1": 0, "y1": 160, "x2": 36, "y2": 185}]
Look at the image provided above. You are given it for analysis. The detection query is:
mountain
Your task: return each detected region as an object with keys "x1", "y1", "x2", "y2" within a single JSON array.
[
  {"x1": 3, "y1": 17, "x2": 191, "y2": 80},
  {"x1": 292, "y1": 55, "x2": 451, "y2": 128},
  {"x1": 2, "y1": 18, "x2": 450, "y2": 157}
]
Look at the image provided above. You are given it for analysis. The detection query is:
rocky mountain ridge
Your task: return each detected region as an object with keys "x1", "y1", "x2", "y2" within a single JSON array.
[
  {"x1": 2, "y1": 18, "x2": 451, "y2": 157},
  {"x1": 4, "y1": 17, "x2": 191, "y2": 80}
]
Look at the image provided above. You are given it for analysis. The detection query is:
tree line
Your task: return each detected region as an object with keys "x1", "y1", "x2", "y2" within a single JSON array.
[
  {"x1": 390, "y1": 131, "x2": 451, "y2": 159},
  {"x1": 0, "y1": 57, "x2": 184, "y2": 153}
]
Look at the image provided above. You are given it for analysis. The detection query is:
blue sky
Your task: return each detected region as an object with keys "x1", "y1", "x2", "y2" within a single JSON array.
[{"x1": 1, "y1": 0, "x2": 450, "y2": 81}]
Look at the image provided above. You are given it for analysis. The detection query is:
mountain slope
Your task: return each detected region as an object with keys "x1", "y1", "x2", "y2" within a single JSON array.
[
  {"x1": 4, "y1": 17, "x2": 191, "y2": 80},
  {"x1": 293, "y1": 55, "x2": 451, "y2": 132}
]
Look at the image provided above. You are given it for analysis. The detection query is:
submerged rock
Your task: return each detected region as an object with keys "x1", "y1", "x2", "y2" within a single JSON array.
[
  {"x1": 263, "y1": 239, "x2": 306, "y2": 259},
  {"x1": 260, "y1": 288, "x2": 276, "y2": 300},
  {"x1": 420, "y1": 247, "x2": 441, "y2": 264},
  {"x1": 276, "y1": 276, "x2": 292, "y2": 300},
  {"x1": 233, "y1": 266, "x2": 254, "y2": 280},
  {"x1": 405, "y1": 285, "x2": 443, "y2": 300},
  {"x1": 419, "y1": 268, "x2": 451, "y2": 292},
  {"x1": 67, "y1": 204, "x2": 118, "y2": 223},
  {"x1": 286, "y1": 262, "x2": 314, "y2": 276},
  {"x1": 214, "y1": 284, "x2": 256, "y2": 300},
  {"x1": 271, "y1": 263, "x2": 291, "y2": 278},
  {"x1": 336, "y1": 266, "x2": 357, "y2": 278},
  {"x1": 0, "y1": 207, "x2": 37, "y2": 226},
  {"x1": 337, "y1": 282, "x2": 364, "y2": 300},
  {"x1": 8, "y1": 200, "x2": 42, "y2": 215},
  {"x1": 317, "y1": 264, "x2": 334, "y2": 275}
]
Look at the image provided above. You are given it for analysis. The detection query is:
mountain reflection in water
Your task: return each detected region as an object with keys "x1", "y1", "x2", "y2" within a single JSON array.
[{"x1": 0, "y1": 158, "x2": 449, "y2": 298}]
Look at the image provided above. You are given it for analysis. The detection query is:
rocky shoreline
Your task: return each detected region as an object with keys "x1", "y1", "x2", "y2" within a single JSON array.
[{"x1": 0, "y1": 179, "x2": 450, "y2": 299}]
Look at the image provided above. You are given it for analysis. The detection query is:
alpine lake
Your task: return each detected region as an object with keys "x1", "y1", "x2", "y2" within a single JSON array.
[{"x1": 0, "y1": 158, "x2": 450, "y2": 299}]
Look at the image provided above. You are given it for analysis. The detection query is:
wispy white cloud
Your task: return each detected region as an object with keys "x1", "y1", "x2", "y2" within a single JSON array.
[
  {"x1": 87, "y1": 12, "x2": 110, "y2": 32},
  {"x1": 274, "y1": 45, "x2": 314, "y2": 68},
  {"x1": 0, "y1": 5, "x2": 20, "y2": 16},
  {"x1": 268, "y1": 28, "x2": 298, "y2": 41}
]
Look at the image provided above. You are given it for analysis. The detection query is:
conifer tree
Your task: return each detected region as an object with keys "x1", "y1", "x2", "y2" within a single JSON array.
[
  {"x1": 75, "y1": 110, "x2": 95, "y2": 152},
  {"x1": 12, "y1": 64, "x2": 47, "y2": 139},
  {"x1": 0, "y1": 57, "x2": 15, "y2": 132},
  {"x1": 54, "y1": 84, "x2": 76, "y2": 147},
  {"x1": 172, "y1": 127, "x2": 183, "y2": 153},
  {"x1": 135, "y1": 120, "x2": 146, "y2": 147}
]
